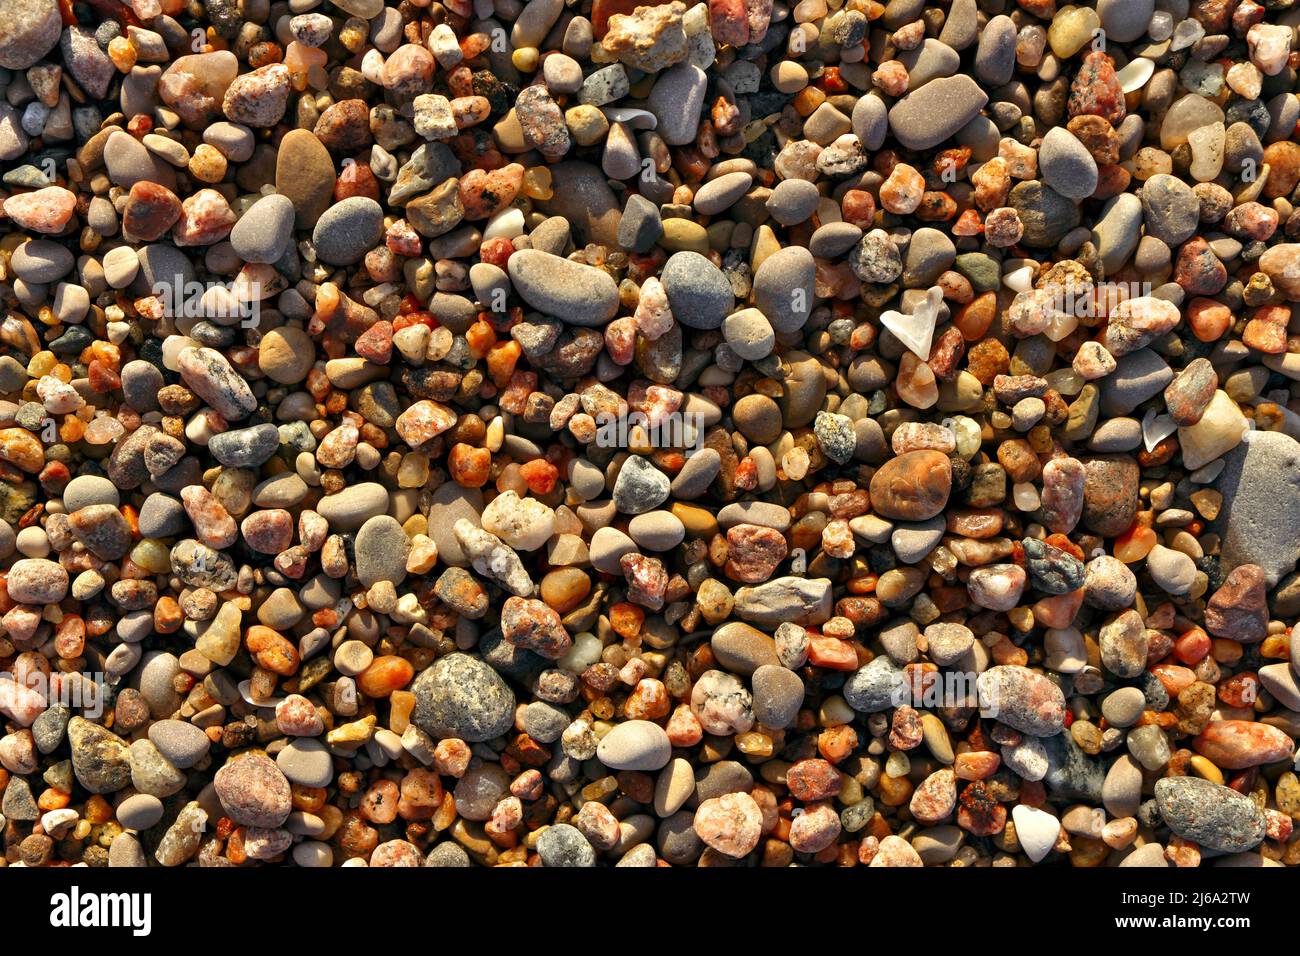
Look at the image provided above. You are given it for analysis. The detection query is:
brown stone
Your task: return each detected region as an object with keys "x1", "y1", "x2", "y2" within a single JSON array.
[
  {"x1": 869, "y1": 451, "x2": 952, "y2": 520},
  {"x1": 122, "y1": 181, "x2": 182, "y2": 241},
  {"x1": 1204, "y1": 563, "x2": 1268, "y2": 643},
  {"x1": 276, "y1": 129, "x2": 335, "y2": 229},
  {"x1": 1081, "y1": 455, "x2": 1139, "y2": 537}
]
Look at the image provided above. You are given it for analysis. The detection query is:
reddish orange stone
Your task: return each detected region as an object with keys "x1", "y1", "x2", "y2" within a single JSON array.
[{"x1": 357, "y1": 655, "x2": 415, "y2": 698}]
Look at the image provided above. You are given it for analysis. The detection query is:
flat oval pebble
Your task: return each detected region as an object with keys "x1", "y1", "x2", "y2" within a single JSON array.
[
  {"x1": 312, "y1": 196, "x2": 384, "y2": 266},
  {"x1": 660, "y1": 251, "x2": 733, "y2": 330},
  {"x1": 147, "y1": 720, "x2": 211, "y2": 769},
  {"x1": 506, "y1": 248, "x2": 619, "y2": 326},
  {"x1": 596, "y1": 720, "x2": 671, "y2": 771},
  {"x1": 231, "y1": 194, "x2": 296, "y2": 264}
]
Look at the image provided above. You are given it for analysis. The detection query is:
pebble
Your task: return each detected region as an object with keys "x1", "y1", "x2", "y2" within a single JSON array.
[
  {"x1": 647, "y1": 62, "x2": 707, "y2": 145},
  {"x1": 1039, "y1": 127, "x2": 1098, "y2": 200},
  {"x1": 312, "y1": 197, "x2": 385, "y2": 266},
  {"x1": 147, "y1": 720, "x2": 210, "y2": 769},
  {"x1": 1154, "y1": 776, "x2": 1266, "y2": 853},
  {"x1": 0, "y1": 0, "x2": 61, "y2": 70},
  {"x1": 276, "y1": 130, "x2": 336, "y2": 228},
  {"x1": 67, "y1": 718, "x2": 131, "y2": 794},
  {"x1": 538, "y1": 824, "x2": 596, "y2": 867},
  {"x1": 1215, "y1": 431, "x2": 1300, "y2": 587},
  {"x1": 750, "y1": 665, "x2": 804, "y2": 729},
  {"x1": 869, "y1": 451, "x2": 951, "y2": 520},
  {"x1": 116, "y1": 793, "x2": 165, "y2": 831},
  {"x1": 276, "y1": 738, "x2": 333, "y2": 787},
  {"x1": 1011, "y1": 804, "x2": 1060, "y2": 863},
  {"x1": 316, "y1": 483, "x2": 389, "y2": 532},
  {"x1": 693, "y1": 792, "x2": 761, "y2": 858},
  {"x1": 355, "y1": 515, "x2": 411, "y2": 588},
  {"x1": 661, "y1": 251, "x2": 733, "y2": 330},
  {"x1": 1145, "y1": 545, "x2": 1197, "y2": 596},
  {"x1": 753, "y1": 246, "x2": 814, "y2": 334},
  {"x1": 596, "y1": 720, "x2": 671, "y2": 771},
  {"x1": 977, "y1": 666, "x2": 1065, "y2": 737},
  {"x1": 411, "y1": 653, "x2": 515, "y2": 742},
  {"x1": 507, "y1": 249, "x2": 620, "y2": 326},
  {"x1": 231, "y1": 194, "x2": 296, "y2": 263},
  {"x1": 888, "y1": 75, "x2": 989, "y2": 151}
]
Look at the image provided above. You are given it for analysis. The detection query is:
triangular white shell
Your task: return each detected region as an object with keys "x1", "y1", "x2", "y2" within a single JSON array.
[
  {"x1": 1142, "y1": 407, "x2": 1177, "y2": 453},
  {"x1": 1011, "y1": 804, "x2": 1060, "y2": 864},
  {"x1": 879, "y1": 285, "x2": 942, "y2": 360}
]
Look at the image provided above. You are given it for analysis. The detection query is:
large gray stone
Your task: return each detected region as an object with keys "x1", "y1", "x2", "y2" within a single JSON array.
[{"x1": 1214, "y1": 430, "x2": 1300, "y2": 587}]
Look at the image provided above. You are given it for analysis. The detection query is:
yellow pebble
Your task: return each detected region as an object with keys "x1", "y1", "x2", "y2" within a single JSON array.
[
  {"x1": 108, "y1": 36, "x2": 137, "y2": 73},
  {"x1": 511, "y1": 46, "x2": 539, "y2": 72},
  {"x1": 188, "y1": 144, "x2": 228, "y2": 184},
  {"x1": 1188, "y1": 755, "x2": 1224, "y2": 785},
  {"x1": 521, "y1": 165, "x2": 553, "y2": 200}
]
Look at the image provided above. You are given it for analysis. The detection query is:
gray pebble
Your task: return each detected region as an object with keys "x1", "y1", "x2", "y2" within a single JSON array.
[
  {"x1": 411, "y1": 652, "x2": 515, "y2": 742},
  {"x1": 1140, "y1": 174, "x2": 1199, "y2": 247},
  {"x1": 208, "y1": 422, "x2": 281, "y2": 468},
  {"x1": 612, "y1": 455, "x2": 671, "y2": 514},
  {"x1": 506, "y1": 248, "x2": 620, "y2": 326},
  {"x1": 1100, "y1": 349, "x2": 1173, "y2": 416},
  {"x1": 890, "y1": 516, "x2": 946, "y2": 564},
  {"x1": 1214, "y1": 430, "x2": 1300, "y2": 588},
  {"x1": 1009, "y1": 180, "x2": 1082, "y2": 248},
  {"x1": 231, "y1": 193, "x2": 296, "y2": 263},
  {"x1": 844, "y1": 656, "x2": 906, "y2": 713},
  {"x1": 616, "y1": 193, "x2": 663, "y2": 253},
  {"x1": 809, "y1": 222, "x2": 863, "y2": 258},
  {"x1": 597, "y1": 719, "x2": 671, "y2": 771},
  {"x1": 138, "y1": 651, "x2": 181, "y2": 717},
  {"x1": 1039, "y1": 126, "x2": 1099, "y2": 201},
  {"x1": 138, "y1": 493, "x2": 188, "y2": 538},
  {"x1": 1155, "y1": 776, "x2": 1266, "y2": 853},
  {"x1": 647, "y1": 62, "x2": 707, "y2": 145},
  {"x1": 538, "y1": 823, "x2": 596, "y2": 866},
  {"x1": 204, "y1": 121, "x2": 255, "y2": 162},
  {"x1": 897, "y1": 38, "x2": 960, "y2": 90},
  {"x1": 355, "y1": 514, "x2": 411, "y2": 587},
  {"x1": 276, "y1": 738, "x2": 334, "y2": 787},
  {"x1": 116, "y1": 793, "x2": 165, "y2": 831},
  {"x1": 316, "y1": 482, "x2": 389, "y2": 531},
  {"x1": 521, "y1": 701, "x2": 569, "y2": 743},
  {"x1": 887, "y1": 74, "x2": 988, "y2": 151},
  {"x1": 766, "y1": 178, "x2": 821, "y2": 226},
  {"x1": 312, "y1": 196, "x2": 384, "y2": 266},
  {"x1": 148, "y1": 719, "x2": 211, "y2": 769},
  {"x1": 1100, "y1": 687, "x2": 1146, "y2": 728},
  {"x1": 62, "y1": 474, "x2": 120, "y2": 511},
  {"x1": 974, "y1": 16, "x2": 1016, "y2": 86},
  {"x1": 11, "y1": 239, "x2": 74, "y2": 284},
  {"x1": 693, "y1": 171, "x2": 752, "y2": 215},
  {"x1": 425, "y1": 842, "x2": 472, "y2": 866},
  {"x1": 750, "y1": 664, "x2": 804, "y2": 729},
  {"x1": 1098, "y1": 0, "x2": 1153, "y2": 42},
  {"x1": 753, "y1": 246, "x2": 815, "y2": 333},
  {"x1": 670, "y1": 448, "x2": 721, "y2": 499},
  {"x1": 661, "y1": 251, "x2": 734, "y2": 330}
]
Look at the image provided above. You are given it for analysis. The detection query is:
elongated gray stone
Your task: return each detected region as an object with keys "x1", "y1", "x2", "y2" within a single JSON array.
[
  {"x1": 507, "y1": 248, "x2": 619, "y2": 326},
  {"x1": 1154, "y1": 776, "x2": 1266, "y2": 853},
  {"x1": 887, "y1": 75, "x2": 988, "y2": 151}
]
